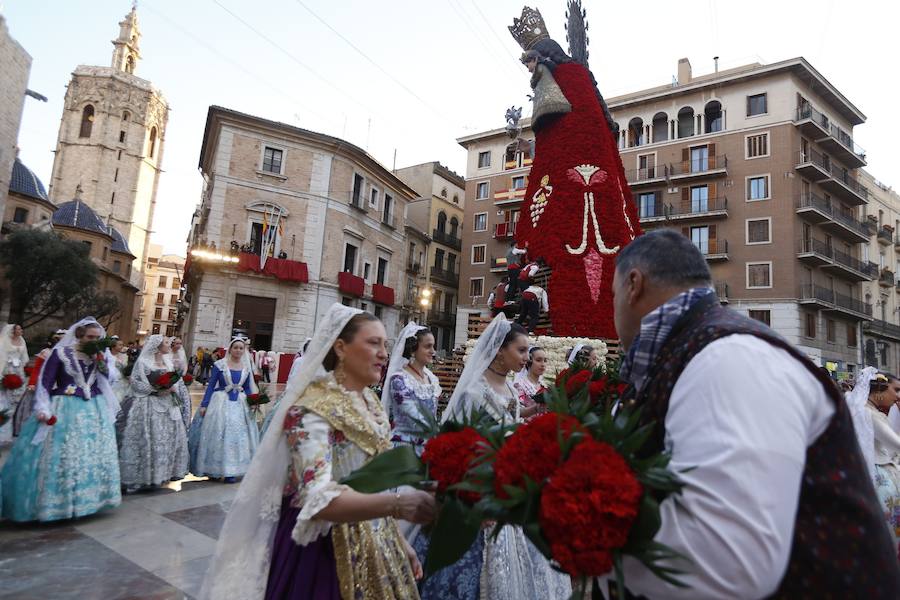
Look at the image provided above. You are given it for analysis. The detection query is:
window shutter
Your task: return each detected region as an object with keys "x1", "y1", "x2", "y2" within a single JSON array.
[
  {"x1": 708, "y1": 182, "x2": 717, "y2": 203},
  {"x1": 681, "y1": 148, "x2": 689, "y2": 172},
  {"x1": 708, "y1": 143, "x2": 717, "y2": 167},
  {"x1": 681, "y1": 226, "x2": 690, "y2": 238},
  {"x1": 681, "y1": 186, "x2": 690, "y2": 211},
  {"x1": 709, "y1": 224, "x2": 717, "y2": 240}
]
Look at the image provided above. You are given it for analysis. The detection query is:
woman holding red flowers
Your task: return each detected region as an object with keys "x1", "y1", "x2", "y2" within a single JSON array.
[
  {"x1": 119, "y1": 334, "x2": 189, "y2": 492},
  {"x1": 1, "y1": 318, "x2": 121, "y2": 521},
  {"x1": 0, "y1": 323, "x2": 28, "y2": 442},
  {"x1": 191, "y1": 337, "x2": 259, "y2": 483},
  {"x1": 170, "y1": 337, "x2": 193, "y2": 429},
  {"x1": 417, "y1": 316, "x2": 570, "y2": 600},
  {"x1": 199, "y1": 305, "x2": 434, "y2": 600},
  {"x1": 513, "y1": 346, "x2": 550, "y2": 422}
]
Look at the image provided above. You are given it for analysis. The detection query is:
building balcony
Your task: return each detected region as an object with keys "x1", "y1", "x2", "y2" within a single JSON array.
[
  {"x1": 494, "y1": 221, "x2": 517, "y2": 240},
  {"x1": 877, "y1": 227, "x2": 893, "y2": 246},
  {"x1": 826, "y1": 289, "x2": 873, "y2": 321},
  {"x1": 794, "y1": 150, "x2": 831, "y2": 182},
  {"x1": 797, "y1": 237, "x2": 833, "y2": 266},
  {"x1": 430, "y1": 266, "x2": 459, "y2": 286},
  {"x1": 338, "y1": 271, "x2": 365, "y2": 296},
  {"x1": 493, "y1": 188, "x2": 526, "y2": 205},
  {"x1": 863, "y1": 319, "x2": 900, "y2": 342},
  {"x1": 667, "y1": 196, "x2": 728, "y2": 221},
  {"x1": 820, "y1": 164, "x2": 869, "y2": 206},
  {"x1": 432, "y1": 229, "x2": 462, "y2": 251},
  {"x1": 715, "y1": 281, "x2": 729, "y2": 304},
  {"x1": 821, "y1": 248, "x2": 877, "y2": 282},
  {"x1": 794, "y1": 105, "x2": 831, "y2": 140},
  {"x1": 637, "y1": 202, "x2": 667, "y2": 224},
  {"x1": 819, "y1": 122, "x2": 867, "y2": 168},
  {"x1": 796, "y1": 193, "x2": 870, "y2": 243},
  {"x1": 625, "y1": 166, "x2": 667, "y2": 187},
  {"x1": 490, "y1": 257, "x2": 507, "y2": 272},
  {"x1": 667, "y1": 154, "x2": 728, "y2": 181},
  {"x1": 799, "y1": 283, "x2": 835, "y2": 309},
  {"x1": 371, "y1": 283, "x2": 395, "y2": 306},
  {"x1": 880, "y1": 269, "x2": 896, "y2": 287},
  {"x1": 699, "y1": 239, "x2": 729, "y2": 261},
  {"x1": 406, "y1": 261, "x2": 422, "y2": 275}
]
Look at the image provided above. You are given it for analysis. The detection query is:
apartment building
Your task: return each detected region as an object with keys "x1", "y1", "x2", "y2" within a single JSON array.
[
  {"x1": 394, "y1": 162, "x2": 465, "y2": 353},
  {"x1": 459, "y1": 57, "x2": 872, "y2": 376},
  {"x1": 139, "y1": 243, "x2": 185, "y2": 340},
  {"x1": 182, "y1": 106, "x2": 416, "y2": 353}
]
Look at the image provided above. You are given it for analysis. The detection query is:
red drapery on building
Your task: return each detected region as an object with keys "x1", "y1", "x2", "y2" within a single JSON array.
[
  {"x1": 338, "y1": 271, "x2": 365, "y2": 296},
  {"x1": 372, "y1": 284, "x2": 395, "y2": 306},
  {"x1": 237, "y1": 252, "x2": 309, "y2": 283}
]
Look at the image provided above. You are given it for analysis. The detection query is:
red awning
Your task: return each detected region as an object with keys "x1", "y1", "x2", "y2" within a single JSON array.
[
  {"x1": 338, "y1": 271, "x2": 365, "y2": 296},
  {"x1": 372, "y1": 283, "x2": 395, "y2": 306},
  {"x1": 237, "y1": 252, "x2": 309, "y2": 283}
]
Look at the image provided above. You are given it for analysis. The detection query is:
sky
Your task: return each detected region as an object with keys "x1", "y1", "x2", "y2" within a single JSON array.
[{"x1": 4, "y1": 0, "x2": 899, "y2": 256}]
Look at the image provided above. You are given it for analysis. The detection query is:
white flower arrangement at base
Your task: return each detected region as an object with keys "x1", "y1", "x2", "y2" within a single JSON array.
[{"x1": 464, "y1": 335, "x2": 608, "y2": 383}]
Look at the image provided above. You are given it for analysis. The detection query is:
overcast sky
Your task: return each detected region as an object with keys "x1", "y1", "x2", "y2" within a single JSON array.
[{"x1": 6, "y1": 0, "x2": 898, "y2": 255}]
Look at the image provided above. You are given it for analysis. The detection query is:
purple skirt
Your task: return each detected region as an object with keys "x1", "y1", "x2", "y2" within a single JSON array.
[{"x1": 265, "y1": 496, "x2": 341, "y2": 600}]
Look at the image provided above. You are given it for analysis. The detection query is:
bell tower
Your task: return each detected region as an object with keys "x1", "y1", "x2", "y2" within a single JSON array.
[
  {"x1": 111, "y1": 3, "x2": 141, "y2": 75},
  {"x1": 47, "y1": 4, "x2": 168, "y2": 287}
]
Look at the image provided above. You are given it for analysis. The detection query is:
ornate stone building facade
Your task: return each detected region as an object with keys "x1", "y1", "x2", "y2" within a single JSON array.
[
  {"x1": 0, "y1": 15, "x2": 32, "y2": 226},
  {"x1": 182, "y1": 107, "x2": 417, "y2": 353},
  {"x1": 47, "y1": 6, "x2": 168, "y2": 285}
]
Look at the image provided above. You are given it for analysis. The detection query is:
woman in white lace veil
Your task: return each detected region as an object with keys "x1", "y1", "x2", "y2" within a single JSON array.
[
  {"x1": 0, "y1": 317, "x2": 122, "y2": 521},
  {"x1": 422, "y1": 314, "x2": 571, "y2": 600},
  {"x1": 0, "y1": 323, "x2": 29, "y2": 441},
  {"x1": 192, "y1": 337, "x2": 259, "y2": 483},
  {"x1": 199, "y1": 304, "x2": 434, "y2": 599},
  {"x1": 846, "y1": 367, "x2": 877, "y2": 482},
  {"x1": 119, "y1": 334, "x2": 188, "y2": 491}
]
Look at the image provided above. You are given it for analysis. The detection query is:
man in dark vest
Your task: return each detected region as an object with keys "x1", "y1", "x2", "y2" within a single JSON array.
[{"x1": 609, "y1": 229, "x2": 899, "y2": 598}]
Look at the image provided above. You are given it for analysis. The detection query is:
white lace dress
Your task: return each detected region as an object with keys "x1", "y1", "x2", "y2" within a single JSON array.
[{"x1": 119, "y1": 360, "x2": 189, "y2": 488}]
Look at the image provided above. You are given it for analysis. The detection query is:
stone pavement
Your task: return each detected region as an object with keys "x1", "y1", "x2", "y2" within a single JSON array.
[
  {"x1": 0, "y1": 478, "x2": 237, "y2": 599},
  {"x1": 0, "y1": 382, "x2": 286, "y2": 600}
]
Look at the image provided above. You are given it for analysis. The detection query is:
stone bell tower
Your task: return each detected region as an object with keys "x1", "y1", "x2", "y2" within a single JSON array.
[{"x1": 47, "y1": 3, "x2": 168, "y2": 285}]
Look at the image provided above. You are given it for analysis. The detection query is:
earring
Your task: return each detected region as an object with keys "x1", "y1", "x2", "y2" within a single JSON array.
[{"x1": 334, "y1": 356, "x2": 346, "y2": 386}]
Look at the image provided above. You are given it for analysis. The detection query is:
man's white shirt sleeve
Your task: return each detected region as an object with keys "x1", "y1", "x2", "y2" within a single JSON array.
[{"x1": 621, "y1": 335, "x2": 835, "y2": 599}]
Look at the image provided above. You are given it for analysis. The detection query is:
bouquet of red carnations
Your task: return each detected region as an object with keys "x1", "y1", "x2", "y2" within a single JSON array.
[
  {"x1": 182, "y1": 374, "x2": 194, "y2": 385},
  {"x1": 246, "y1": 385, "x2": 270, "y2": 407},
  {"x1": 149, "y1": 370, "x2": 182, "y2": 390},
  {"x1": 2, "y1": 373, "x2": 23, "y2": 390},
  {"x1": 342, "y1": 360, "x2": 687, "y2": 595}
]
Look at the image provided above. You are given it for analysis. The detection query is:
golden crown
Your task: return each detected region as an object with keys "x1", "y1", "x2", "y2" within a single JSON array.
[{"x1": 508, "y1": 6, "x2": 550, "y2": 51}]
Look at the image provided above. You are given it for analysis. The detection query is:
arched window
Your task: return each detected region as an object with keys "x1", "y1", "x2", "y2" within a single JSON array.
[
  {"x1": 612, "y1": 122, "x2": 623, "y2": 149},
  {"x1": 452, "y1": 194, "x2": 459, "y2": 204},
  {"x1": 628, "y1": 117, "x2": 644, "y2": 147},
  {"x1": 148, "y1": 127, "x2": 157, "y2": 158},
  {"x1": 437, "y1": 211, "x2": 447, "y2": 234},
  {"x1": 652, "y1": 112, "x2": 668, "y2": 143},
  {"x1": 79, "y1": 105, "x2": 94, "y2": 138},
  {"x1": 122, "y1": 111, "x2": 130, "y2": 121},
  {"x1": 705, "y1": 101, "x2": 723, "y2": 133},
  {"x1": 441, "y1": 188, "x2": 448, "y2": 198},
  {"x1": 125, "y1": 55, "x2": 135, "y2": 74},
  {"x1": 450, "y1": 216, "x2": 459, "y2": 237},
  {"x1": 677, "y1": 107, "x2": 695, "y2": 138}
]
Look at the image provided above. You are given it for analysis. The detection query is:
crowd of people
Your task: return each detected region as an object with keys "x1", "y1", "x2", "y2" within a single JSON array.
[{"x1": 1, "y1": 230, "x2": 899, "y2": 597}]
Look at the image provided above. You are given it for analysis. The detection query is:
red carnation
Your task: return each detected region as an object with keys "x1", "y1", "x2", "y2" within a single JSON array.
[
  {"x1": 421, "y1": 427, "x2": 487, "y2": 504},
  {"x1": 1, "y1": 373, "x2": 23, "y2": 390},
  {"x1": 539, "y1": 439, "x2": 643, "y2": 577},
  {"x1": 46, "y1": 415, "x2": 57, "y2": 426},
  {"x1": 182, "y1": 374, "x2": 194, "y2": 385},
  {"x1": 247, "y1": 393, "x2": 260, "y2": 405},
  {"x1": 563, "y1": 370, "x2": 591, "y2": 397},
  {"x1": 493, "y1": 413, "x2": 585, "y2": 498}
]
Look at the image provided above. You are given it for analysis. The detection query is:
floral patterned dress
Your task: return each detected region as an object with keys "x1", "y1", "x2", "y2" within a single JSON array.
[
  {"x1": 0, "y1": 342, "x2": 28, "y2": 442},
  {"x1": 868, "y1": 403, "x2": 900, "y2": 556},
  {"x1": 512, "y1": 371, "x2": 549, "y2": 423},
  {"x1": 388, "y1": 369, "x2": 441, "y2": 456},
  {"x1": 264, "y1": 373, "x2": 419, "y2": 600}
]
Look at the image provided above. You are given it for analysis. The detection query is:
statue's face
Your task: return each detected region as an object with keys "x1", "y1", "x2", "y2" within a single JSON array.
[{"x1": 525, "y1": 57, "x2": 537, "y2": 73}]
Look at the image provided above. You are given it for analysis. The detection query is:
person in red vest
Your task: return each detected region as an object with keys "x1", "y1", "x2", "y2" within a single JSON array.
[{"x1": 488, "y1": 276, "x2": 509, "y2": 318}]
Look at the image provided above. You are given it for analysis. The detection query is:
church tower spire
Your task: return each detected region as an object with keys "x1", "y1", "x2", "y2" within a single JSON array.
[{"x1": 111, "y1": 2, "x2": 141, "y2": 74}]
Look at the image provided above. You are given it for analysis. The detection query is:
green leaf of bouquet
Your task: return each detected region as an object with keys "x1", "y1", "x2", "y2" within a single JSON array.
[
  {"x1": 424, "y1": 497, "x2": 481, "y2": 575},
  {"x1": 522, "y1": 520, "x2": 552, "y2": 557},
  {"x1": 339, "y1": 446, "x2": 424, "y2": 493},
  {"x1": 627, "y1": 494, "x2": 662, "y2": 543}
]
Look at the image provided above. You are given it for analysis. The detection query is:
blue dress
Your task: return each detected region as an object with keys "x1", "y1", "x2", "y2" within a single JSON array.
[
  {"x1": 190, "y1": 361, "x2": 259, "y2": 478},
  {"x1": 0, "y1": 348, "x2": 121, "y2": 522}
]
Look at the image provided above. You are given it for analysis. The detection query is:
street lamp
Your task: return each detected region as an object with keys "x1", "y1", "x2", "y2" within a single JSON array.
[{"x1": 419, "y1": 288, "x2": 432, "y2": 322}]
